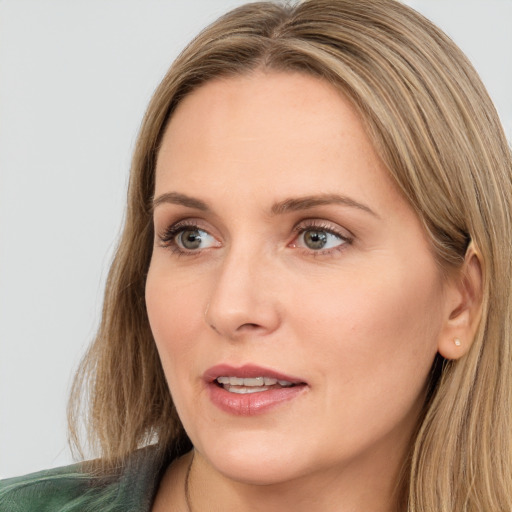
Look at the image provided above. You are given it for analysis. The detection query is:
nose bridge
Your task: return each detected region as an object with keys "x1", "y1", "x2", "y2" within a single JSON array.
[{"x1": 205, "y1": 241, "x2": 280, "y2": 338}]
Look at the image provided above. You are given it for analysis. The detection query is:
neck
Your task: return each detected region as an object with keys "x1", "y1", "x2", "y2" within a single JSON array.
[
  {"x1": 153, "y1": 417, "x2": 415, "y2": 512},
  {"x1": 185, "y1": 445, "x2": 407, "y2": 512}
]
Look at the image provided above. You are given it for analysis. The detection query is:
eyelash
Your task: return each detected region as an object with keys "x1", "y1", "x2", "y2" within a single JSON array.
[
  {"x1": 292, "y1": 221, "x2": 353, "y2": 256},
  {"x1": 157, "y1": 220, "x2": 353, "y2": 256},
  {"x1": 157, "y1": 221, "x2": 210, "y2": 256}
]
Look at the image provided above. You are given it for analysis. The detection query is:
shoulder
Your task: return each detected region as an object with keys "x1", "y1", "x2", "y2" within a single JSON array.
[
  {"x1": 0, "y1": 462, "x2": 107, "y2": 512},
  {"x1": 0, "y1": 445, "x2": 170, "y2": 512}
]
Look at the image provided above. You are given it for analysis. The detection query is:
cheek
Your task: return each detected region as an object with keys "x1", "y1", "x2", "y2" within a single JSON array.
[
  {"x1": 145, "y1": 266, "x2": 212, "y2": 436},
  {"x1": 145, "y1": 263, "x2": 205, "y2": 383},
  {"x1": 297, "y1": 261, "x2": 441, "y2": 339},
  {"x1": 290, "y1": 262, "x2": 443, "y2": 416}
]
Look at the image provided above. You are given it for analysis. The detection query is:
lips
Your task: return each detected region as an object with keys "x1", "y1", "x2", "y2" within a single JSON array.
[{"x1": 204, "y1": 364, "x2": 308, "y2": 416}]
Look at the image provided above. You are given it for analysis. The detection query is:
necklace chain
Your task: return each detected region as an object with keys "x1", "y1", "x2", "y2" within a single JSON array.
[{"x1": 184, "y1": 453, "x2": 194, "y2": 512}]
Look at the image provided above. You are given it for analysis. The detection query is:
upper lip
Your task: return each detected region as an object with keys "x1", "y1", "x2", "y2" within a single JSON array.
[{"x1": 203, "y1": 364, "x2": 306, "y2": 385}]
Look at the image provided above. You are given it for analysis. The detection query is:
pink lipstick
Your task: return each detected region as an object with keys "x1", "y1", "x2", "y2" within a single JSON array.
[{"x1": 204, "y1": 364, "x2": 308, "y2": 416}]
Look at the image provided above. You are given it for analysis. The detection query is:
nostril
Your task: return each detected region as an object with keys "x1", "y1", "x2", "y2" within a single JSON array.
[{"x1": 237, "y1": 323, "x2": 262, "y2": 331}]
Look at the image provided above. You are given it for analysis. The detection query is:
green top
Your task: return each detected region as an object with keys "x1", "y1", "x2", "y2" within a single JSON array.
[{"x1": 0, "y1": 445, "x2": 169, "y2": 512}]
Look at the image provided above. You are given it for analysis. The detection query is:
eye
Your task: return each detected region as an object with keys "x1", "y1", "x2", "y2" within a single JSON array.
[
  {"x1": 291, "y1": 223, "x2": 351, "y2": 253},
  {"x1": 302, "y1": 230, "x2": 340, "y2": 251},
  {"x1": 300, "y1": 229, "x2": 344, "y2": 250},
  {"x1": 177, "y1": 228, "x2": 212, "y2": 250},
  {"x1": 158, "y1": 223, "x2": 220, "y2": 253}
]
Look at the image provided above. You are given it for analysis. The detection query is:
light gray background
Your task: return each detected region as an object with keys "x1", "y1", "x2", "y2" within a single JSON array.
[{"x1": 1, "y1": 0, "x2": 511, "y2": 478}]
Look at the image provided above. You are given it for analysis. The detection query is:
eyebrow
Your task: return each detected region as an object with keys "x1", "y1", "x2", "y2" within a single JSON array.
[
  {"x1": 271, "y1": 194, "x2": 378, "y2": 217},
  {"x1": 152, "y1": 192, "x2": 210, "y2": 212},
  {"x1": 152, "y1": 191, "x2": 378, "y2": 217}
]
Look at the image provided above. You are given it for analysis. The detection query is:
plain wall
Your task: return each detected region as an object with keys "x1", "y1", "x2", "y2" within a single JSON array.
[{"x1": 1, "y1": 0, "x2": 511, "y2": 478}]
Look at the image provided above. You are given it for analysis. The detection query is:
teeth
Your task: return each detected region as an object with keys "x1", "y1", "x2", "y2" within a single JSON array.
[
  {"x1": 225, "y1": 385, "x2": 270, "y2": 394},
  {"x1": 216, "y1": 376, "x2": 293, "y2": 388},
  {"x1": 243, "y1": 377, "x2": 264, "y2": 386}
]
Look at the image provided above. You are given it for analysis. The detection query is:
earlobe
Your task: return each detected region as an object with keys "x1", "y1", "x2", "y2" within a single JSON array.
[{"x1": 437, "y1": 242, "x2": 483, "y2": 360}]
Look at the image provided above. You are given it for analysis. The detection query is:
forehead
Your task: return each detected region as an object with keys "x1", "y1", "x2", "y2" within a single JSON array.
[
  {"x1": 154, "y1": 71, "x2": 399, "y2": 213},
  {"x1": 163, "y1": 71, "x2": 362, "y2": 135}
]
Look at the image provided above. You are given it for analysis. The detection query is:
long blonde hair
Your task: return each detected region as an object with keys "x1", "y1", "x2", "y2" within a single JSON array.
[{"x1": 68, "y1": 1, "x2": 512, "y2": 509}]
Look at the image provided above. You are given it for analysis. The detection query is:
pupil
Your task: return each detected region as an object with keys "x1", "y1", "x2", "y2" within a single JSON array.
[
  {"x1": 181, "y1": 229, "x2": 202, "y2": 249},
  {"x1": 305, "y1": 230, "x2": 327, "y2": 249}
]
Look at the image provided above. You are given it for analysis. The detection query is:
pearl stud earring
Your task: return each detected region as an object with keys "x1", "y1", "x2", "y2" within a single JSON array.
[{"x1": 454, "y1": 338, "x2": 461, "y2": 347}]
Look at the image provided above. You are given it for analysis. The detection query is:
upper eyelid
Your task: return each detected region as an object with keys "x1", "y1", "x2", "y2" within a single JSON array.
[
  {"x1": 159, "y1": 221, "x2": 213, "y2": 241},
  {"x1": 156, "y1": 218, "x2": 354, "y2": 244},
  {"x1": 157, "y1": 218, "x2": 212, "y2": 234},
  {"x1": 293, "y1": 219, "x2": 354, "y2": 239}
]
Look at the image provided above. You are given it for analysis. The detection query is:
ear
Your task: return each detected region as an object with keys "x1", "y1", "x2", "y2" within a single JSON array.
[{"x1": 437, "y1": 242, "x2": 483, "y2": 360}]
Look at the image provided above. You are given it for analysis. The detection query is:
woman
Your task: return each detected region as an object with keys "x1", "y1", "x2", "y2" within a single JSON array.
[{"x1": 1, "y1": 0, "x2": 511, "y2": 510}]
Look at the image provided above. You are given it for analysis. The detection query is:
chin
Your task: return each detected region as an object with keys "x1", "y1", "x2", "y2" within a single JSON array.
[
  {"x1": 212, "y1": 453, "x2": 302, "y2": 486},
  {"x1": 194, "y1": 430, "x2": 312, "y2": 486}
]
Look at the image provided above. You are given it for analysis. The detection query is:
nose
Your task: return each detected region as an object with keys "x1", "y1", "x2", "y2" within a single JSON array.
[{"x1": 205, "y1": 247, "x2": 281, "y2": 341}]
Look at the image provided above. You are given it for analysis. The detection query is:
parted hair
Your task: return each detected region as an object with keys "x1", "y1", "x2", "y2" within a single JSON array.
[{"x1": 68, "y1": 1, "x2": 512, "y2": 510}]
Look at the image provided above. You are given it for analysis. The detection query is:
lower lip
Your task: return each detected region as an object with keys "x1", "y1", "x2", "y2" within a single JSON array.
[{"x1": 207, "y1": 383, "x2": 307, "y2": 416}]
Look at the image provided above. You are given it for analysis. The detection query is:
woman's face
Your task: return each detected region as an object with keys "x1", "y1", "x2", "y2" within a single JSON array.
[{"x1": 146, "y1": 71, "x2": 450, "y2": 486}]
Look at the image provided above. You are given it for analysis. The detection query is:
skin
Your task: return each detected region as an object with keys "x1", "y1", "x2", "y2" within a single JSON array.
[{"x1": 146, "y1": 71, "x2": 472, "y2": 512}]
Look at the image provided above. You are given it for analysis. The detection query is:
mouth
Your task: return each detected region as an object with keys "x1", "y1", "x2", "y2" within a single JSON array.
[
  {"x1": 204, "y1": 364, "x2": 308, "y2": 415},
  {"x1": 215, "y1": 376, "x2": 297, "y2": 394}
]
